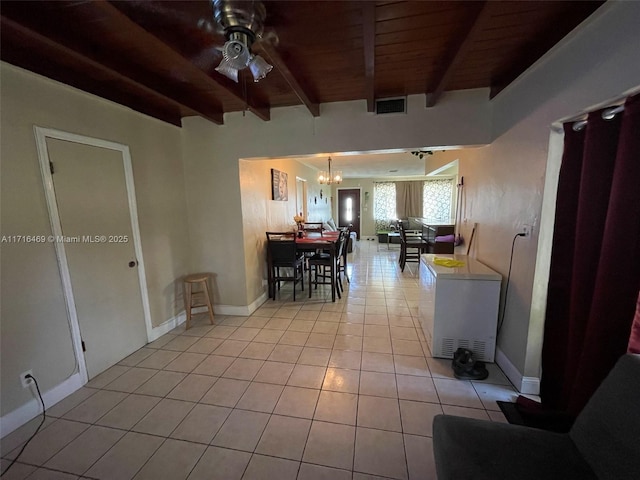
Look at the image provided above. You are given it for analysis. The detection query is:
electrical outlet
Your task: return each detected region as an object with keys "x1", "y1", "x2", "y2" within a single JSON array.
[
  {"x1": 20, "y1": 370, "x2": 33, "y2": 388},
  {"x1": 523, "y1": 224, "x2": 533, "y2": 237}
]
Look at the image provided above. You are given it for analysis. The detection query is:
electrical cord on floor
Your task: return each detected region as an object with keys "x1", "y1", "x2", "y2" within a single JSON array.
[
  {"x1": 1, "y1": 375, "x2": 46, "y2": 477},
  {"x1": 497, "y1": 233, "x2": 526, "y2": 336}
]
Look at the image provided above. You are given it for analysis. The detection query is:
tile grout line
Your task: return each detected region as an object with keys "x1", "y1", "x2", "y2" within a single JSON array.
[{"x1": 10, "y1": 243, "x2": 509, "y2": 479}]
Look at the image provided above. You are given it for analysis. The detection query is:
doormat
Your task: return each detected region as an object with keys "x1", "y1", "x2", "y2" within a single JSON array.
[{"x1": 497, "y1": 400, "x2": 575, "y2": 433}]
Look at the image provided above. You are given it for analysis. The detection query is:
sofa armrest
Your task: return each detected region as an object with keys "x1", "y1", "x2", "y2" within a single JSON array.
[
  {"x1": 569, "y1": 354, "x2": 640, "y2": 480},
  {"x1": 433, "y1": 415, "x2": 596, "y2": 480}
]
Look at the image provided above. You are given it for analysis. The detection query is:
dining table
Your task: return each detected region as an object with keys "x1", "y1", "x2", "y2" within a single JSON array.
[{"x1": 295, "y1": 230, "x2": 341, "y2": 302}]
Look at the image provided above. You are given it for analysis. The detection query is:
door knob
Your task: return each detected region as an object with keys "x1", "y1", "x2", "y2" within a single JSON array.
[{"x1": 128, "y1": 261, "x2": 137, "y2": 268}]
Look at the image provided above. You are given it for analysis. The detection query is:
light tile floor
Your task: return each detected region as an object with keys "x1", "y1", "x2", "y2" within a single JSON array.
[{"x1": 1, "y1": 241, "x2": 516, "y2": 480}]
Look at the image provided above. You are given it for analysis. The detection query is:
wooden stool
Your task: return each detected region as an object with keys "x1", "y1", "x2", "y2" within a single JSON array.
[{"x1": 183, "y1": 274, "x2": 214, "y2": 330}]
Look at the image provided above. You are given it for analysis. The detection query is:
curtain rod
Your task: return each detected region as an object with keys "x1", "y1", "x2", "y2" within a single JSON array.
[{"x1": 572, "y1": 105, "x2": 625, "y2": 132}]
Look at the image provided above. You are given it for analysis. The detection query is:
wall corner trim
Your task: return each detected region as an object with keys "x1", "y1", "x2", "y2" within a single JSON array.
[{"x1": 495, "y1": 347, "x2": 540, "y2": 395}]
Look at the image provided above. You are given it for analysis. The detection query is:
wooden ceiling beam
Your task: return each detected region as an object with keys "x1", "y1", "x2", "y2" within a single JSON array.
[
  {"x1": 0, "y1": 16, "x2": 198, "y2": 126},
  {"x1": 363, "y1": 2, "x2": 376, "y2": 112},
  {"x1": 255, "y1": 42, "x2": 319, "y2": 117},
  {"x1": 92, "y1": 1, "x2": 270, "y2": 122},
  {"x1": 426, "y1": 2, "x2": 493, "y2": 107}
]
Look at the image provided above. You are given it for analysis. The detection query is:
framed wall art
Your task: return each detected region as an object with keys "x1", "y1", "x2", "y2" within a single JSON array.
[{"x1": 271, "y1": 169, "x2": 288, "y2": 201}]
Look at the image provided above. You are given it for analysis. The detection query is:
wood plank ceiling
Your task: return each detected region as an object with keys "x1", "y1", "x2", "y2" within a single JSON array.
[{"x1": 1, "y1": 0, "x2": 603, "y2": 127}]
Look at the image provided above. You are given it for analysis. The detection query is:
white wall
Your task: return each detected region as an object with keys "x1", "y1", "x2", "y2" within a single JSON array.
[
  {"x1": 456, "y1": 0, "x2": 640, "y2": 387},
  {"x1": 0, "y1": 63, "x2": 191, "y2": 420}
]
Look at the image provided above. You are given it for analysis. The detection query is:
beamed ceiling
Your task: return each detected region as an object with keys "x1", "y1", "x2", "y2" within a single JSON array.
[{"x1": 1, "y1": 0, "x2": 604, "y2": 128}]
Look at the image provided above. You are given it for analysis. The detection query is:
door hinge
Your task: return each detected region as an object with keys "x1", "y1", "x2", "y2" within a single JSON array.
[
  {"x1": 49, "y1": 161, "x2": 55, "y2": 174},
  {"x1": 81, "y1": 340, "x2": 86, "y2": 352}
]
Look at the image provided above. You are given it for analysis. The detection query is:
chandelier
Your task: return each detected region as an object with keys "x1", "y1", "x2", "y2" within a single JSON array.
[{"x1": 317, "y1": 157, "x2": 342, "y2": 185}]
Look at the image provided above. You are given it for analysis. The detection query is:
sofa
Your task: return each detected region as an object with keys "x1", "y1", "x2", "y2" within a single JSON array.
[
  {"x1": 323, "y1": 218, "x2": 357, "y2": 253},
  {"x1": 433, "y1": 354, "x2": 640, "y2": 480}
]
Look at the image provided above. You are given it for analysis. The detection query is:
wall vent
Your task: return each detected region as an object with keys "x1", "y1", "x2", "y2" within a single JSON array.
[{"x1": 375, "y1": 97, "x2": 406, "y2": 115}]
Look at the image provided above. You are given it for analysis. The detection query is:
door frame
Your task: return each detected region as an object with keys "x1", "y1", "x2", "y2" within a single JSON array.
[
  {"x1": 295, "y1": 176, "x2": 307, "y2": 219},
  {"x1": 34, "y1": 126, "x2": 152, "y2": 384},
  {"x1": 336, "y1": 187, "x2": 362, "y2": 238}
]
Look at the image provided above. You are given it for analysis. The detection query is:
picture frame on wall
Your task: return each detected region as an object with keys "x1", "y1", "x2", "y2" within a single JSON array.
[{"x1": 271, "y1": 169, "x2": 288, "y2": 201}]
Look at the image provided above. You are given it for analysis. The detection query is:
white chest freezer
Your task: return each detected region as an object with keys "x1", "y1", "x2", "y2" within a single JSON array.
[{"x1": 419, "y1": 254, "x2": 502, "y2": 362}]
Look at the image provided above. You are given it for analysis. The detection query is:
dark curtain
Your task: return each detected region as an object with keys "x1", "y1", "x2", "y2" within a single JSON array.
[{"x1": 541, "y1": 94, "x2": 640, "y2": 416}]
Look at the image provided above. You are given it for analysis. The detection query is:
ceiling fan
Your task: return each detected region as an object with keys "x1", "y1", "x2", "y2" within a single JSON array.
[
  {"x1": 203, "y1": 0, "x2": 275, "y2": 83},
  {"x1": 120, "y1": 0, "x2": 278, "y2": 83}
]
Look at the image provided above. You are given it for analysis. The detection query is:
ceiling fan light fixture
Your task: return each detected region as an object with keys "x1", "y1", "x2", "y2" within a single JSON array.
[
  {"x1": 215, "y1": 38, "x2": 253, "y2": 82},
  {"x1": 248, "y1": 54, "x2": 273, "y2": 82},
  {"x1": 212, "y1": 1, "x2": 272, "y2": 83},
  {"x1": 215, "y1": 57, "x2": 239, "y2": 82}
]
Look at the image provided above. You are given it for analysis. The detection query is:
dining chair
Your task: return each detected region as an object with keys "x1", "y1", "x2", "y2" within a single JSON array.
[
  {"x1": 307, "y1": 230, "x2": 345, "y2": 300},
  {"x1": 399, "y1": 221, "x2": 429, "y2": 272},
  {"x1": 266, "y1": 232, "x2": 305, "y2": 300},
  {"x1": 302, "y1": 222, "x2": 324, "y2": 233},
  {"x1": 336, "y1": 227, "x2": 350, "y2": 290}
]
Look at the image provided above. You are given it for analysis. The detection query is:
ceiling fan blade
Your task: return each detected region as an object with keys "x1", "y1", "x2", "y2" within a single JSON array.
[
  {"x1": 113, "y1": 1, "x2": 225, "y2": 44},
  {"x1": 256, "y1": 28, "x2": 279, "y2": 48},
  {"x1": 190, "y1": 46, "x2": 223, "y2": 71}
]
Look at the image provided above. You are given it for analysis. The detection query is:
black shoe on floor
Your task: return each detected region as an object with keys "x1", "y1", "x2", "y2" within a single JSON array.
[
  {"x1": 451, "y1": 348, "x2": 489, "y2": 380},
  {"x1": 453, "y1": 363, "x2": 489, "y2": 380}
]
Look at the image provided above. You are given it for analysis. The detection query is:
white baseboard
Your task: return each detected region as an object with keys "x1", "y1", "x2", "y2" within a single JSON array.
[
  {"x1": 0, "y1": 372, "x2": 84, "y2": 438},
  {"x1": 148, "y1": 293, "x2": 269, "y2": 342},
  {"x1": 2, "y1": 294, "x2": 271, "y2": 439},
  {"x1": 520, "y1": 376, "x2": 541, "y2": 396},
  {"x1": 214, "y1": 292, "x2": 269, "y2": 316},
  {"x1": 244, "y1": 292, "x2": 269, "y2": 315},
  {"x1": 148, "y1": 311, "x2": 187, "y2": 342},
  {"x1": 495, "y1": 347, "x2": 540, "y2": 395}
]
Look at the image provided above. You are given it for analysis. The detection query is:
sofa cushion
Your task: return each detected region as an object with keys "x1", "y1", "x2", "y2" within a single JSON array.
[
  {"x1": 433, "y1": 415, "x2": 596, "y2": 480},
  {"x1": 569, "y1": 354, "x2": 640, "y2": 480}
]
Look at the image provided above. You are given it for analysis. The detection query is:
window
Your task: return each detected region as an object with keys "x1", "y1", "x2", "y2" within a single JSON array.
[
  {"x1": 374, "y1": 182, "x2": 396, "y2": 231},
  {"x1": 344, "y1": 197, "x2": 353, "y2": 222},
  {"x1": 423, "y1": 179, "x2": 453, "y2": 220},
  {"x1": 374, "y1": 179, "x2": 453, "y2": 231}
]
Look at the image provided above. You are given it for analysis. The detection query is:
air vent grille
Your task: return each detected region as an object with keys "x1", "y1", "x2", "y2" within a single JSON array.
[
  {"x1": 472, "y1": 341, "x2": 487, "y2": 359},
  {"x1": 375, "y1": 97, "x2": 406, "y2": 114},
  {"x1": 441, "y1": 338, "x2": 455, "y2": 358},
  {"x1": 439, "y1": 338, "x2": 490, "y2": 361}
]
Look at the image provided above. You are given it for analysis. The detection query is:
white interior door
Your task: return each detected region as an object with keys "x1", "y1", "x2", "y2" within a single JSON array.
[{"x1": 46, "y1": 138, "x2": 147, "y2": 379}]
